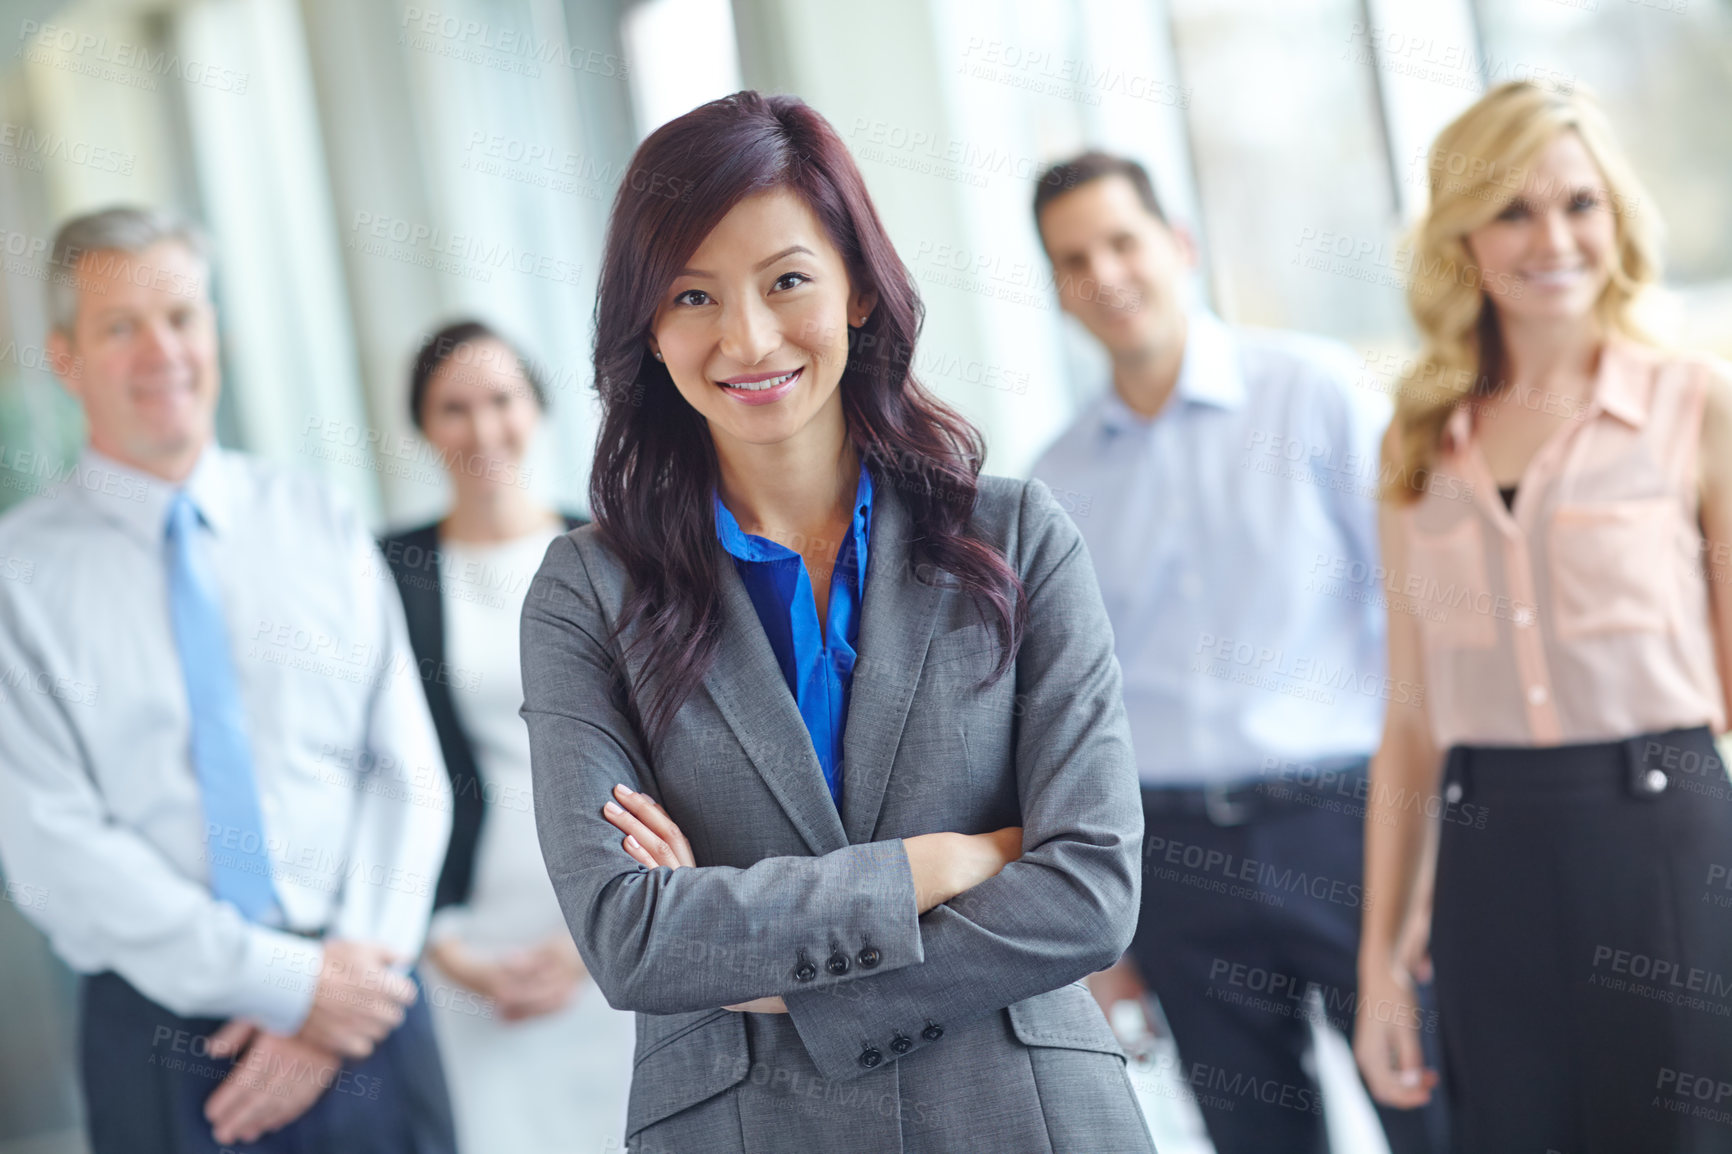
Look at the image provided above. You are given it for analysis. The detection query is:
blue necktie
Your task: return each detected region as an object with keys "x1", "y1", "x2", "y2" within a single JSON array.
[{"x1": 165, "y1": 491, "x2": 279, "y2": 921}]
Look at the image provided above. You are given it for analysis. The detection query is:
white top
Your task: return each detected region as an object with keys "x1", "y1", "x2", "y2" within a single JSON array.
[
  {"x1": 0, "y1": 445, "x2": 452, "y2": 1034},
  {"x1": 428, "y1": 528, "x2": 567, "y2": 952}
]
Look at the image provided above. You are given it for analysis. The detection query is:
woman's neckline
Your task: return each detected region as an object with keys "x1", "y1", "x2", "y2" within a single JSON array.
[{"x1": 437, "y1": 514, "x2": 564, "y2": 549}]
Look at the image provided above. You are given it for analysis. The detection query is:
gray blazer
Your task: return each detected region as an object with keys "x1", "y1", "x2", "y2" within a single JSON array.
[{"x1": 522, "y1": 475, "x2": 1153, "y2": 1154}]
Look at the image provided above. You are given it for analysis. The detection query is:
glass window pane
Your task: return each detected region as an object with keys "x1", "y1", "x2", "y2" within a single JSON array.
[
  {"x1": 621, "y1": 0, "x2": 743, "y2": 139},
  {"x1": 1170, "y1": 0, "x2": 1408, "y2": 345}
]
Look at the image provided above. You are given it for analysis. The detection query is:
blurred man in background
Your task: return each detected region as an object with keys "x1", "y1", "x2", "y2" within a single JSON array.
[
  {"x1": 0, "y1": 207, "x2": 457, "y2": 1153},
  {"x1": 1031, "y1": 153, "x2": 1445, "y2": 1154}
]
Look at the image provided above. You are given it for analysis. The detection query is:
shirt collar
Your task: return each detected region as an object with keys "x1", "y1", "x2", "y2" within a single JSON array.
[
  {"x1": 1441, "y1": 337, "x2": 1649, "y2": 453},
  {"x1": 1588, "y1": 339, "x2": 1648, "y2": 428},
  {"x1": 1100, "y1": 309, "x2": 1243, "y2": 434},
  {"x1": 714, "y1": 461, "x2": 875, "y2": 569},
  {"x1": 77, "y1": 441, "x2": 230, "y2": 547}
]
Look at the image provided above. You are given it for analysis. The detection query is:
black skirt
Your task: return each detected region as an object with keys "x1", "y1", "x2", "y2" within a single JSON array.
[{"x1": 1431, "y1": 726, "x2": 1732, "y2": 1154}]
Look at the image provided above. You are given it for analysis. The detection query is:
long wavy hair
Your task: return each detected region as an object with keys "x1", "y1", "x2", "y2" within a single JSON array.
[
  {"x1": 1386, "y1": 80, "x2": 1661, "y2": 503},
  {"x1": 589, "y1": 91, "x2": 1025, "y2": 739}
]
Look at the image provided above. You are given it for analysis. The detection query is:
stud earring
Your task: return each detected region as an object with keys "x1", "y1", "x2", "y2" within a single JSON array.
[{"x1": 652, "y1": 351, "x2": 663, "y2": 361}]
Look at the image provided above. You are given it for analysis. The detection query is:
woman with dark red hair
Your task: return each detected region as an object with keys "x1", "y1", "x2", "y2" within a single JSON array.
[{"x1": 522, "y1": 91, "x2": 1152, "y2": 1153}]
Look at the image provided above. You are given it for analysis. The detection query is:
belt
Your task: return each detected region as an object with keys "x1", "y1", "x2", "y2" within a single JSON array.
[
  {"x1": 1141, "y1": 761, "x2": 1370, "y2": 826},
  {"x1": 1445, "y1": 725, "x2": 1718, "y2": 804}
]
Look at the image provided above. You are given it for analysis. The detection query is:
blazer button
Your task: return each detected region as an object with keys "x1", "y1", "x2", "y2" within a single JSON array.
[
  {"x1": 890, "y1": 1032, "x2": 913, "y2": 1055},
  {"x1": 921, "y1": 1022, "x2": 944, "y2": 1042},
  {"x1": 857, "y1": 946, "x2": 881, "y2": 969},
  {"x1": 858, "y1": 1045, "x2": 883, "y2": 1069},
  {"x1": 826, "y1": 952, "x2": 850, "y2": 976},
  {"x1": 793, "y1": 961, "x2": 818, "y2": 982}
]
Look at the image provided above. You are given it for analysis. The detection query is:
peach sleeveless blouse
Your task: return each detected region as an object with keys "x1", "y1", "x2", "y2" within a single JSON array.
[{"x1": 1402, "y1": 339, "x2": 1728, "y2": 750}]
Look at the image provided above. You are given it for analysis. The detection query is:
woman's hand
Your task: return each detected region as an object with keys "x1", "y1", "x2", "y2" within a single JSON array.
[
  {"x1": 491, "y1": 935, "x2": 588, "y2": 1021},
  {"x1": 903, "y1": 827, "x2": 1023, "y2": 914},
  {"x1": 1355, "y1": 888, "x2": 1434, "y2": 1094},
  {"x1": 1086, "y1": 956, "x2": 1150, "y2": 1027},
  {"x1": 602, "y1": 785, "x2": 787, "y2": 1013},
  {"x1": 427, "y1": 935, "x2": 586, "y2": 1021},
  {"x1": 1394, "y1": 896, "x2": 1433, "y2": 985},
  {"x1": 1353, "y1": 949, "x2": 1439, "y2": 1109},
  {"x1": 425, "y1": 936, "x2": 492, "y2": 996},
  {"x1": 604, "y1": 783, "x2": 696, "y2": 868}
]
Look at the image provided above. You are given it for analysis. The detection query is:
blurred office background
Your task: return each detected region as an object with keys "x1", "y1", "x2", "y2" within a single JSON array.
[{"x1": 0, "y1": 1, "x2": 1729, "y2": 1151}]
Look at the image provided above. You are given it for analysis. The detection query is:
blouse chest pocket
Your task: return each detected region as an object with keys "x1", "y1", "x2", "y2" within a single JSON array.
[
  {"x1": 1547, "y1": 498, "x2": 1677, "y2": 640},
  {"x1": 1406, "y1": 515, "x2": 1497, "y2": 650}
]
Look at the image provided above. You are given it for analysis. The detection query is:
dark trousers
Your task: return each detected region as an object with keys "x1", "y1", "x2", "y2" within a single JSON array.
[
  {"x1": 1433, "y1": 727, "x2": 1732, "y2": 1154},
  {"x1": 78, "y1": 969, "x2": 457, "y2": 1154},
  {"x1": 1128, "y1": 770, "x2": 1448, "y2": 1154}
]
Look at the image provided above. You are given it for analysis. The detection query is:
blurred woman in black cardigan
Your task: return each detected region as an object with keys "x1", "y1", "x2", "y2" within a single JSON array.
[{"x1": 380, "y1": 320, "x2": 630, "y2": 1154}]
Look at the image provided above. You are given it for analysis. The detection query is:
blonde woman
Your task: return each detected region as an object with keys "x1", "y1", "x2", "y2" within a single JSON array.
[{"x1": 1354, "y1": 81, "x2": 1732, "y2": 1152}]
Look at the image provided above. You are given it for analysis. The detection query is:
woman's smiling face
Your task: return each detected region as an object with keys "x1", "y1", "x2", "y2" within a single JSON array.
[
  {"x1": 649, "y1": 188, "x2": 876, "y2": 457},
  {"x1": 1465, "y1": 130, "x2": 1617, "y2": 326}
]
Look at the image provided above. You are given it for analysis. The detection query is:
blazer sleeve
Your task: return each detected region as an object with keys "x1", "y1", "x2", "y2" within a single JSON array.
[
  {"x1": 783, "y1": 478, "x2": 1144, "y2": 1081},
  {"x1": 521, "y1": 535, "x2": 925, "y2": 1015}
]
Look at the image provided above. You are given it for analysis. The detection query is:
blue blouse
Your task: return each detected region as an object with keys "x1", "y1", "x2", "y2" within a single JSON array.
[{"x1": 713, "y1": 466, "x2": 873, "y2": 808}]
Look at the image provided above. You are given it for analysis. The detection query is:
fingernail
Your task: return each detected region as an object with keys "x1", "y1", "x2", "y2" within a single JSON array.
[
  {"x1": 626, "y1": 835, "x2": 643, "y2": 850},
  {"x1": 615, "y1": 783, "x2": 635, "y2": 796},
  {"x1": 604, "y1": 801, "x2": 623, "y2": 814},
  {"x1": 1399, "y1": 1069, "x2": 1420, "y2": 1087}
]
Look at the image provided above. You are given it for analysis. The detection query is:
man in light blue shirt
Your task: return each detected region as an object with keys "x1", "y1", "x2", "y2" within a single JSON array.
[
  {"x1": 1031, "y1": 153, "x2": 1443, "y2": 1153},
  {"x1": 0, "y1": 208, "x2": 457, "y2": 1152}
]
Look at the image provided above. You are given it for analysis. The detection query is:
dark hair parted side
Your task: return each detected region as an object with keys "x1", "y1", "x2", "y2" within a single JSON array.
[
  {"x1": 409, "y1": 319, "x2": 548, "y2": 430},
  {"x1": 589, "y1": 90, "x2": 1025, "y2": 740},
  {"x1": 1032, "y1": 150, "x2": 1167, "y2": 240}
]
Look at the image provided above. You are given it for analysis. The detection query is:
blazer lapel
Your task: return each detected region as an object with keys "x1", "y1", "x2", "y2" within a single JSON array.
[
  {"x1": 839, "y1": 484, "x2": 944, "y2": 844},
  {"x1": 701, "y1": 550, "x2": 849, "y2": 857}
]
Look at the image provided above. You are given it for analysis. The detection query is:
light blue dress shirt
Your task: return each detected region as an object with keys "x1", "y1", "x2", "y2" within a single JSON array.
[
  {"x1": 0, "y1": 445, "x2": 451, "y2": 1033},
  {"x1": 714, "y1": 466, "x2": 873, "y2": 808},
  {"x1": 1033, "y1": 311, "x2": 1390, "y2": 786}
]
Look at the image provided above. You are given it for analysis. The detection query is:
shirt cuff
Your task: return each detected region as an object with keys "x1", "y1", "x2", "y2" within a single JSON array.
[{"x1": 233, "y1": 927, "x2": 324, "y2": 1035}]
